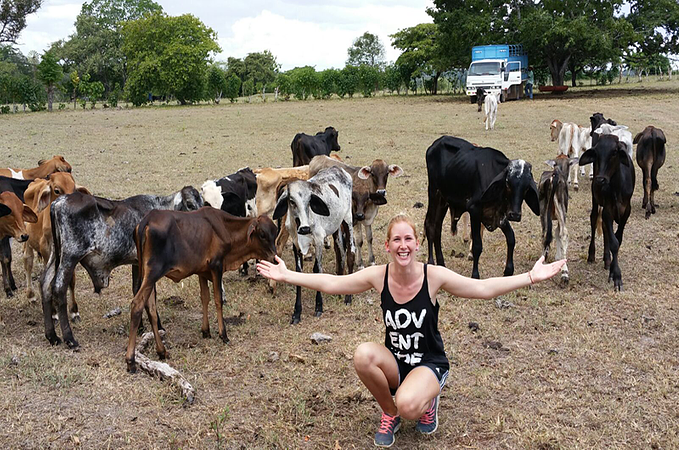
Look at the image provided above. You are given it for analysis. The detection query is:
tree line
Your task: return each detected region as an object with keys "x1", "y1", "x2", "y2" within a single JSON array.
[{"x1": 1, "y1": 0, "x2": 678, "y2": 112}]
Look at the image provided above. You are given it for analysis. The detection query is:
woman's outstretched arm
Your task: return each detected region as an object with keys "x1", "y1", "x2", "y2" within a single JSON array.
[
  {"x1": 428, "y1": 256, "x2": 566, "y2": 300},
  {"x1": 257, "y1": 256, "x2": 382, "y2": 295}
]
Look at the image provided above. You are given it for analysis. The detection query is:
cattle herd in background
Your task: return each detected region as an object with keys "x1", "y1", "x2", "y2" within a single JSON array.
[{"x1": 0, "y1": 113, "x2": 668, "y2": 369}]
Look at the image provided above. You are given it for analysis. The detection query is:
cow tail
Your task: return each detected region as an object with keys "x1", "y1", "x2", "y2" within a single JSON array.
[
  {"x1": 134, "y1": 219, "x2": 148, "y2": 286},
  {"x1": 596, "y1": 206, "x2": 603, "y2": 236},
  {"x1": 50, "y1": 204, "x2": 61, "y2": 276},
  {"x1": 543, "y1": 174, "x2": 555, "y2": 252}
]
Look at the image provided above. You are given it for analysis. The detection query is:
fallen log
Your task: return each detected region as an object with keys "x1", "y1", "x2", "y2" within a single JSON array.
[{"x1": 135, "y1": 331, "x2": 196, "y2": 404}]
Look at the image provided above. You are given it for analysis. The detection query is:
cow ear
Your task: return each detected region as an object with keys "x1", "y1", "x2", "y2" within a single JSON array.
[
  {"x1": 480, "y1": 169, "x2": 507, "y2": 204},
  {"x1": 23, "y1": 205, "x2": 38, "y2": 223},
  {"x1": 0, "y1": 204, "x2": 10, "y2": 218},
  {"x1": 525, "y1": 178, "x2": 541, "y2": 216},
  {"x1": 633, "y1": 132, "x2": 643, "y2": 144},
  {"x1": 358, "y1": 166, "x2": 371, "y2": 180},
  {"x1": 545, "y1": 160, "x2": 556, "y2": 168},
  {"x1": 76, "y1": 185, "x2": 91, "y2": 195},
  {"x1": 309, "y1": 194, "x2": 330, "y2": 216},
  {"x1": 579, "y1": 149, "x2": 595, "y2": 166},
  {"x1": 247, "y1": 220, "x2": 257, "y2": 242},
  {"x1": 37, "y1": 184, "x2": 52, "y2": 212},
  {"x1": 388, "y1": 165, "x2": 403, "y2": 178},
  {"x1": 272, "y1": 190, "x2": 288, "y2": 220},
  {"x1": 369, "y1": 193, "x2": 388, "y2": 205},
  {"x1": 617, "y1": 143, "x2": 631, "y2": 166}
]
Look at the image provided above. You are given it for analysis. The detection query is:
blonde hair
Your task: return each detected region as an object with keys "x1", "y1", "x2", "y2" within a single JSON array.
[{"x1": 386, "y1": 214, "x2": 418, "y2": 241}]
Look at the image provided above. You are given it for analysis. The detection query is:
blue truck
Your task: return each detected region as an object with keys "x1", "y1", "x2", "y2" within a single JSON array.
[{"x1": 465, "y1": 44, "x2": 529, "y2": 103}]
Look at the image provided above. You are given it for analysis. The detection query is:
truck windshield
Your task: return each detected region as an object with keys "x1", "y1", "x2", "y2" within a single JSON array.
[{"x1": 469, "y1": 62, "x2": 501, "y2": 76}]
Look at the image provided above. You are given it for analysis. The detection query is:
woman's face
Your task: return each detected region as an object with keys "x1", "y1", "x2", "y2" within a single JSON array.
[{"x1": 386, "y1": 221, "x2": 418, "y2": 266}]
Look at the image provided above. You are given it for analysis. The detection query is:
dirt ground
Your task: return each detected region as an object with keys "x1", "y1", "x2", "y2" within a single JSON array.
[{"x1": 0, "y1": 80, "x2": 678, "y2": 449}]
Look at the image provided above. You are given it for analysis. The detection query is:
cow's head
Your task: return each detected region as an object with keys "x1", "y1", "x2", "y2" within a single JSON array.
[
  {"x1": 579, "y1": 134, "x2": 630, "y2": 190},
  {"x1": 29, "y1": 172, "x2": 90, "y2": 213},
  {"x1": 177, "y1": 186, "x2": 204, "y2": 211},
  {"x1": 481, "y1": 159, "x2": 540, "y2": 222},
  {"x1": 323, "y1": 127, "x2": 341, "y2": 152},
  {"x1": 357, "y1": 159, "x2": 404, "y2": 201},
  {"x1": 37, "y1": 155, "x2": 72, "y2": 173},
  {"x1": 589, "y1": 113, "x2": 617, "y2": 144},
  {"x1": 476, "y1": 88, "x2": 486, "y2": 112},
  {"x1": 246, "y1": 215, "x2": 278, "y2": 263},
  {"x1": 545, "y1": 154, "x2": 578, "y2": 190},
  {"x1": 550, "y1": 119, "x2": 563, "y2": 142},
  {"x1": 273, "y1": 180, "x2": 329, "y2": 254},
  {"x1": 0, "y1": 191, "x2": 37, "y2": 242}
]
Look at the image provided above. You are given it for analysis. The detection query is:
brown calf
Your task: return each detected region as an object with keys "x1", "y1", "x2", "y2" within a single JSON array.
[
  {"x1": 550, "y1": 119, "x2": 563, "y2": 142},
  {"x1": 23, "y1": 173, "x2": 90, "y2": 305},
  {"x1": 633, "y1": 126, "x2": 667, "y2": 219},
  {"x1": 538, "y1": 154, "x2": 578, "y2": 284},
  {"x1": 0, "y1": 191, "x2": 38, "y2": 243},
  {"x1": 125, "y1": 210, "x2": 277, "y2": 372},
  {"x1": 0, "y1": 155, "x2": 71, "y2": 179}
]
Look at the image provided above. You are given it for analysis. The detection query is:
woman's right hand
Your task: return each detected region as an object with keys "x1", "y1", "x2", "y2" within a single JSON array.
[{"x1": 257, "y1": 255, "x2": 288, "y2": 281}]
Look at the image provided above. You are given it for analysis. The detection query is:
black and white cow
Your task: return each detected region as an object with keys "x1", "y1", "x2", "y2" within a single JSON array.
[
  {"x1": 201, "y1": 167, "x2": 258, "y2": 218},
  {"x1": 538, "y1": 154, "x2": 578, "y2": 283},
  {"x1": 291, "y1": 127, "x2": 341, "y2": 167},
  {"x1": 589, "y1": 113, "x2": 617, "y2": 147},
  {"x1": 579, "y1": 134, "x2": 634, "y2": 290},
  {"x1": 424, "y1": 136, "x2": 540, "y2": 279},
  {"x1": 273, "y1": 166, "x2": 355, "y2": 324},
  {"x1": 40, "y1": 186, "x2": 203, "y2": 349}
]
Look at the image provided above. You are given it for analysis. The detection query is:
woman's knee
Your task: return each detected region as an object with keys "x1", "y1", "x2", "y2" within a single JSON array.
[
  {"x1": 353, "y1": 342, "x2": 378, "y2": 371},
  {"x1": 394, "y1": 391, "x2": 425, "y2": 420}
]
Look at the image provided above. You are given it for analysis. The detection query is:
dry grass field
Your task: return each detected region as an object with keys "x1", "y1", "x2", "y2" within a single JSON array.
[{"x1": 0, "y1": 80, "x2": 678, "y2": 449}]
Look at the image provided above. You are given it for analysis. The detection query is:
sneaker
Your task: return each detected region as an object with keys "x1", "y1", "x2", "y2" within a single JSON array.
[
  {"x1": 415, "y1": 395, "x2": 439, "y2": 435},
  {"x1": 374, "y1": 412, "x2": 401, "y2": 447}
]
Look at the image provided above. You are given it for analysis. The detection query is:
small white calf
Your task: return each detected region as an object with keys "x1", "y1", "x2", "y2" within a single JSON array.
[
  {"x1": 484, "y1": 93, "x2": 499, "y2": 130},
  {"x1": 593, "y1": 124, "x2": 633, "y2": 160},
  {"x1": 557, "y1": 122, "x2": 593, "y2": 190}
]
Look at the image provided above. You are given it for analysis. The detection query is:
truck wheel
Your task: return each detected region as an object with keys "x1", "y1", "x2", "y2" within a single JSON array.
[
  {"x1": 500, "y1": 91, "x2": 506, "y2": 103},
  {"x1": 470, "y1": 95, "x2": 477, "y2": 104}
]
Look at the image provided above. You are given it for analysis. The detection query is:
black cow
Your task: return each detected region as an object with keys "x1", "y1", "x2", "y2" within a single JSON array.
[
  {"x1": 424, "y1": 136, "x2": 540, "y2": 279},
  {"x1": 634, "y1": 126, "x2": 666, "y2": 219},
  {"x1": 476, "y1": 87, "x2": 486, "y2": 112},
  {"x1": 589, "y1": 112, "x2": 617, "y2": 147},
  {"x1": 291, "y1": 126, "x2": 341, "y2": 167},
  {"x1": 40, "y1": 187, "x2": 203, "y2": 349},
  {"x1": 579, "y1": 134, "x2": 634, "y2": 290},
  {"x1": 0, "y1": 176, "x2": 33, "y2": 297},
  {"x1": 201, "y1": 168, "x2": 258, "y2": 218}
]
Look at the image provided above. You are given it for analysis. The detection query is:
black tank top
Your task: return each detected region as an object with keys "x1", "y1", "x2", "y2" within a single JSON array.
[{"x1": 380, "y1": 264, "x2": 448, "y2": 369}]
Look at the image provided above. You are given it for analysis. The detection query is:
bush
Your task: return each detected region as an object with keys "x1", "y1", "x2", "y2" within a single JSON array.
[
  {"x1": 58, "y1": 103, "x2": 66, "y2": 110},
  {"x1": 0, "y1": 105, "x2": 9, "y2": 114}
]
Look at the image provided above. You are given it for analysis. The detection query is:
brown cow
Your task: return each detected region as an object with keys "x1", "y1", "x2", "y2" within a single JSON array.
[
  {"x1": 125, "y1": 210, "x2": 277, "y2": 372},
  {"x1": 0, "y1": 191, "x2": 38, "y2": 244},
  {"x1": 633, "y1": 126, "x2": 667, "y2": 219},
  {"x1": 0, "y1": 156, "x2": 71, "y2": 179},
  {"x1": 23, "y1": 173, "x2": 90, "y2": 305}
]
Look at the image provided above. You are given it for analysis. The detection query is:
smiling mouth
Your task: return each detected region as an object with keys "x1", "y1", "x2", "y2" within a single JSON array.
[{"x1": 397, "y1": 252, "x2": 409, "y2": 258}]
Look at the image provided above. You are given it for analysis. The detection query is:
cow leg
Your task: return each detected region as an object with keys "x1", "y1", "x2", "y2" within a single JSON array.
[
  {"x1": 500, "y1": 222, "x2": 516, "y2": 276},
  {"x1": 460, "y1": 212, "x2": 471, "y2": 244},
  {"x1": 470, "y1": 216, "x2": 483, "y2": 279},
  {"x1": 343, "y1": 220, "x2": 356, "y2": 305},
  {"x1": 270, "y1": 225, "x2": 291, "y2": 294},
  {"x1": 424, "y1": 188, "x2": 447, "y2": 266},
  {"x1": 588, "y1": 163, "x2": 594, "y2": 180},
  {"x1": 131, "y1": 264, "x2": 163, "y2": 331},
  {"x1": 212, "y1": 271, "x2": 229, "y2": 344},
  {"x1": 641, "y1": 165, "x2": 650, "y2": 211},
  {"x1": 365, "y1": 223, "x2": 375, "y2": 266},
  {"x1": 555, "y1": 214, "x2": 569, "y2": 284},
  {"x1": 602, "y1": 210, "x2": 622, "y2": 290},
  {"x1": 39, "y1": 254, "x2": 59, "y2": 345},
  {"x1": 353, "y1": 222, "x2": 365, "y2": 270},
  {"x1": 291, "y1": 244, "x2": 303, "y2": 324},
  {"x1": 313, "y1": 245, "x2": 324, "y2": 317},
  {"x1": 649, "y1": 164, "x2": 659, "y2": 215},
  {"x1": 125, "y1": 281, "x2": 157, "y2": 372},
  {"x1": 68, "y1": 274, "x2": 79, "y2": 322},
  {"x1": 144, "y1": 286, "x2": 166, "y2": 359},
  {"x1": 587, "y1": 202, "x2": 599, "y2": 263},
  {"x1": 199, "y1": 275, "x2": 211, "y2": 338},
  {"x1": 333, "y1": 229, "x2": 345, "y2": 276},
  {"x1": 1, "y1": 237, "x2": 16, "y2": 297},
  {"x1": 570, "y1": 159, "x2": 579, "y2": 191},
  {"x1": 468, "y1": 227, "x2": 483, "y2": 261},
  {"x1": 601, "y1": 208, "x2": 612, "y2": 270},
  {"x1": 48, "y1": 257, "x2": 78, "y2": 348},
  {"x1": 23, "y1": 243, "x2": 36, "y2": 301},
  {"x1": 239, "y1": 261, "x2": 249, "y2": 277}
]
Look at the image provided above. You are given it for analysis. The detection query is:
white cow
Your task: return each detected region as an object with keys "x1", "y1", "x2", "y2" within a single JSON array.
[
  {"x1": 593, "y1": 123, "x2": 634, "y2": 160},
  {"x1": 484, "y1": 92, "x2": 499, "y2": 130},
  {"x1": 556, "y1": 122, "x2": 592, "y2": 190}
]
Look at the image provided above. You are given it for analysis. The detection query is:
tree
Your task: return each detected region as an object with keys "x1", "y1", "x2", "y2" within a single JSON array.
[
  {"x1": 226, "y1": 56, "x2": 246, "y2": 81},
  {"x1": 0, "y1": 0, "x2": 42, "y2": 44},
  {"x1": 37, "y1": 51, "x2": 62, "y2": 111},
  {"x1": 288, "y1": 66, "x2": 318, "y2": 100},
  {"x1": 224, "y1": 73, "x2": 241, "y2": 102},
  {"x1": 347, "y1": 32, "x2": 385, "y2": 67},
  {"x1": 382, "y1": 63, "x2": 404, "y2": 94},
  {"x1": 391, "y1": 23, "x2": 451, "y2": 94},
  {"x1": 242, "y1": 77, "x2": 254, "y2": 102},
  {"x1": 243, "y1": 50, "x2": 279, "y2": 88},
  {"x1": 357, "y1": 64, "x2": 380, "y2": 97},
  {"x1": 319, "y1": 68, "x2": 340, "y2": 99},
  {"x1": 122, "y1": 12, "x2": 220, "y2": 105},
  {"x1": 337, "y1": 65, "x2": 359, "y2": 98},
  {"x1": 54, "y1": 0, "x2": 162, "y2": 94},
  {"x1": 206, "y1": 64, "x2": 227, "y2": 103}
]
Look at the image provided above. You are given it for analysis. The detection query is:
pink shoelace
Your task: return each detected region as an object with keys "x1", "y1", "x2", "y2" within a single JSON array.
[
  {"x1": 378, "y1": 413, "x2": 399, "y2": 433},
  {"x1": 418, "y1": 400, "x2": 436, "y2": 425}
]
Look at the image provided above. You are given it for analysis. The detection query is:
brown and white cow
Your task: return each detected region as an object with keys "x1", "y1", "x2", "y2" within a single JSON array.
[
  {"x1": 0, "y1": 156, "x2": 72, "y2": 180},
  {"x1": 22, "y1": 173, "x2": 90, "y2": 305},
  {"x1": 538, "y1": 154, "x2": 578, "y2": 283},
  {"x1": 125, "y1": 211, "x2": 277, "y2": 372},
  {"x1": 633, "y1": 126, "x2": 666, "y2": 219},
  {"x1": 551, "y1": 120, "x2": 592, "y2": 190},
  {"x1": 309, "y1": 155, "x2": 403, "y2": 269}
]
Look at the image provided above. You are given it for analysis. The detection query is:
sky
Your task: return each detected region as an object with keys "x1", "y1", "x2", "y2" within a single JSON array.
[{"x1": 16, "y1": 0, "x2": 435, "y2": 71}]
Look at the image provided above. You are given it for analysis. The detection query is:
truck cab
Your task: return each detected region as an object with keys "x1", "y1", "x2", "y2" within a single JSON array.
[{"x1": 465, "y1": 45, "x2": 527, "y2": 103}]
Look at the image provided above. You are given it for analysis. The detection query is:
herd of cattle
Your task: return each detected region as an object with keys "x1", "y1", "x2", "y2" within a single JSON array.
[{"x1": 0, "y1": 115, "x2": 667, "y2": 371}]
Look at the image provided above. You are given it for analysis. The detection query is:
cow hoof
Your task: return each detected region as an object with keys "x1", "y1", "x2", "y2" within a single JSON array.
[
  {"x1": 344, "y1": 295, "x2": 352, "y2": 305},
  {"x1": 220, "y1": 333, "x2": 230, "y2": 344},
  {"x1": 126, "y1": 360, "x2": 137, "y2": 373},
  {"x1": 573, "y1": 185, "x2": 579, "y2": 192},
  {"x1": 47, "y1": 335, "x2": 62, "y2": 346},
  {"x1": 560, "y1": 275, "x2": 569, "y2": 285},
  {"x1": 157, "y1": 350, "x2": 167, "y2": 360},
  {"x1": 587, "y1": 256, "x2": 595, "y2": 263},
  {"x1": 290, "y1": 316, "x2": 301, "y2": 325},
  {"x1": 202, "y1": 330, "x2": 211, "y2": 339},
  {"x1": 303, "y1": 254, "x2": 313, "y2": 262},
  {"x1": 314, "y1": 311, "x2": 323, "y2": 318},
  {"x1": 66, "y1": 338, "x2": 80, "y2": 350},
  {"x1": 467, "y1": 253, "x2": 473, "y2": 261},
  {"x1": 5, "y1": 289, "x2": 13, "y2": 298},
  {"x1": 70, "y1": 312, "x2": 81, "y2": 322},
  {"x1": 357, "y1": 265, "x2": 365, "y2": 271}
]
